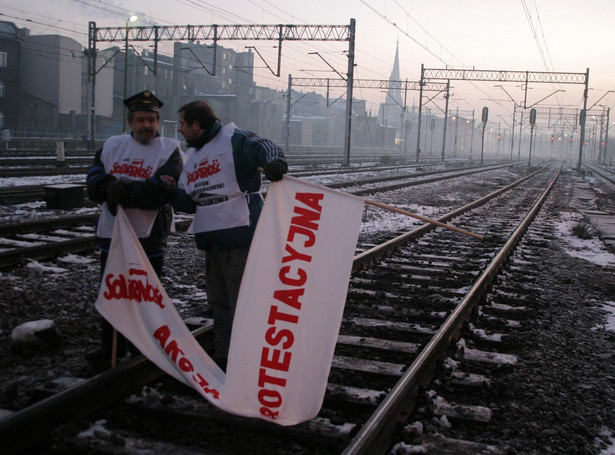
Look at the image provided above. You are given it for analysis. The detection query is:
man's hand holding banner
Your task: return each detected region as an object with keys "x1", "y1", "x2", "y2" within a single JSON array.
[{"x1": 96, "y1": 176, "x2": 365, "y2": 425}]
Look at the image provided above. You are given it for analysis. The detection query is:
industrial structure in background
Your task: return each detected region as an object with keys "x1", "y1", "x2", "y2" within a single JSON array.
[{"x1": 0, "y1": 19, "x2": 609, "y2": 164}]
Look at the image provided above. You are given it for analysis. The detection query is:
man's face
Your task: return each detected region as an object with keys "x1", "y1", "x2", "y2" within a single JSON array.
[
  {"x1": 129, "y1": 111, "x2": 159, "y2": 145},
  {"x1": 178, "y1": 112, "x2": 202, "y2": 143}
]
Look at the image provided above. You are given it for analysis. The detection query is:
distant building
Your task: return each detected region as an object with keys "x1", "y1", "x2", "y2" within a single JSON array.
[
  {"x1": 0, "y1": 21, "x2": 28, "y2": 131},
  {"x1": 171, "y1": 41, "x2": 255, "y2": 115},
  {"x1": 20, "y1": 34, "x2": 83, "y2": 131}
]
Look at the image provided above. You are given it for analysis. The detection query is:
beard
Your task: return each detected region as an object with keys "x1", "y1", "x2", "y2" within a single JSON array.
[{"x1": 134, "y1": 129, "x2": 155, "y2": 144}]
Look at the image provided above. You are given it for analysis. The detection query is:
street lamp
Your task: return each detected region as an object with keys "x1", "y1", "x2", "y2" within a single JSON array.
[{"x1": 123, "y1": 15, "x2": 138, "y2": 133}]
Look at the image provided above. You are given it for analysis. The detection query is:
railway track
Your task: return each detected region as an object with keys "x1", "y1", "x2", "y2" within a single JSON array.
[
  {"x1": 0, "y1": 164, "x2": 561, "y2": 454},
  {"x1": 0, "y1": 161, "x2": 430, "y2": 204},
  {"x1": 0, "y1": 161, "x2": 464, "y2": 203},
  {"x1": 0, "y1": 162, "x2": 520, "y2": 268},
  {"x1": 0, "y1": 153, "x2": 382, "y2": 178}
]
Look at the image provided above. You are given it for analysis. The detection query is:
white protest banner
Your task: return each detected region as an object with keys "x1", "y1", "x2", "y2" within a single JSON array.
[
  {"x1": 96, "y1": 175, "x2": 365, "y2": 426},
  {"x1": 222, "y1": 176, "x2": 365, "y2": 424},
  {"x1": 95, "y1": 206, "x2": 226, "y2": 403}
]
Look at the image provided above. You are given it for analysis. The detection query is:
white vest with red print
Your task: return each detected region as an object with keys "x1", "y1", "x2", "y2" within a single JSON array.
[
  {"x1": 179, "y1": 123, "x2": 250, "y2": 234},
  {"x1": 96, "y1": 135, "x2": 179, "y2": 238}
]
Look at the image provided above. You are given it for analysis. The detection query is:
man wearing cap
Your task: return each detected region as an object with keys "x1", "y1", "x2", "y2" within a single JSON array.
[{"x1": 85, "y1": 90, "x2": 183, "y2": 368}]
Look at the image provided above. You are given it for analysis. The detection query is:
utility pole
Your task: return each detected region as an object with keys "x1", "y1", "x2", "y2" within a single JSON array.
[
  {"x1": 517, "y1": 111, "x2": 524, "y2": 159},
  {"x1": 342, "y1": 18, "x2": 356, "y2": 166},
  {"x1": 510, "y1": 103, "x2": 516, "y2": 159},
  {"x1": 480, "y1": 106, "x2": 488, "y2": 164},
  {"x1": 469, "y1": 110, "x2": 475, "y2": 160},
  {"x1": 605, "y1": 108, "x2": 611, "y2": 164},
  {"x1": 453, "y1": 106, "x2": 459, "y2": 156},
  {"x1": 528, "y1": 108, "x2": 536, "y2": 167},
  {"x1": 123, "y1": 15, "x2": 138, "y2": 134},
  {"x1": 415, "y1": 64, "x2": 424, "y2": 162},
  {"x1": 441, "y1": 80, "x2": 450, "y2": 161},
  {"x1": 577, "y1": 68, "x2": 590, "y2": 171},
  {"x1": 285, "y1": 74, "x2": 292, "y2": 152}
]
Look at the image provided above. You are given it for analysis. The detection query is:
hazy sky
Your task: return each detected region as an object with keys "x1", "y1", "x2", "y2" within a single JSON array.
[{"x1": 3, "y1": 0, "x2": 614, "y2": 122}]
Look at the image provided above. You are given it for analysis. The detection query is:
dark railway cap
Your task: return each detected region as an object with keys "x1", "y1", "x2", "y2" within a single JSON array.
[{"x1": 123, "y1": 90, "x2": 163, "y2": 112}]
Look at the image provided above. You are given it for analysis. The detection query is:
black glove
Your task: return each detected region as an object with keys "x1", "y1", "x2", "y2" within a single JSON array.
[
  {"x1": 106, "y1": 180, "x2": 130, "y2": 215},
  {"x1": 155, "y1": 175, "x2": 179, "y2": 200},
  {"x1": 263, "y1": 162, "x2": 287, "y2": 182}
]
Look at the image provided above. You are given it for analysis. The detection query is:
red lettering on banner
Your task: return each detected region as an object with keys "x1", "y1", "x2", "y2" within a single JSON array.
[
  {"x1": 264, "y1": 326, "x2": 294, "y2": 349},
  {"x1": 287, "y1": 224, "x2": 316, "y2": 247},
  {"x1": 272, "y1": 289, "x2": 304, "y2": 311},
  {"x1": 186, "y1": 158, "x2": 221, "y2": 184},
  {"x1": 282, "y1": 243, "x2": 312, "y2": 264},
  {"x1": 295, "y1": 192, "x2": 324, "y2": 213},
  {"x1": 111, "y1": 159, "x2": 153, "y2": 179},
  {"x1": 258, "y1": 192, "x2": 324, "y2": 419},
  {"x1": 261, "y1": 347, "x2": 291, "y2": 371},
  {"x1": 279, "y1": 265, "x2": 307, "y2": 287},
  {"x1": 153, "y1": 325, "x2": 220, "y2": 400},
  {"x1": 103, "y1": 267, "x2": 164, "y2": 308},
  {"x1": 268, "y1": 304, "x2": 299, "y2": 323}
]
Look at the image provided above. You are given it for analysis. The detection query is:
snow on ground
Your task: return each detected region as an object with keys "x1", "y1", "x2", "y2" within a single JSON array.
[
  {"x1": 553, "y1": 212, "x2": 615, "y2": 455},
  {"x1": 554, "y1": 210, "x2": 615, "y2": 267},
  {"x1": 0, "y1": 174, "x2": 87, "y2": 187}
]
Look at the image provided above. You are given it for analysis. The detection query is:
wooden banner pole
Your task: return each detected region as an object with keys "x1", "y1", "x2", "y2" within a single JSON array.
[
  {"x1": 111, "y1": 329, "x2": 118, "y2": 368},
  {"x1": 365, "y1": 199, "x2": 484, "y2": 240},
  {"x1": 257, "y1": 172, "x2": 483, "y2": 240}
]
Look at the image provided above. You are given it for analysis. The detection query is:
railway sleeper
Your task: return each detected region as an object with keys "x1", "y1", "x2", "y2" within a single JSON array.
[
  {"x1": 457, "y1": 345, "x2": 518, "y2": 369},
  {"x1": 116, "y1": 394, "x2": 355, "y2": 450},
  {"x1": 482, "y1": 300, "x2": 529, "y2": 316},
  {"x1": 346, "y1": 317, "x2": 438, "y2": 338},
  {"x1": 331, "y1": 355, "x2": 405, "y2": 377},
  {"x1": 53, "y1": 423, "x2": 211, "y2": 455},
  {"x1": 426, "y1": 394, "x2": 493, "y2": 424},
  {"x1": 346, "y1": 302, "x2": 449, "y2": 324},
  {"x1": 487, "y1": 289, "x2": 533, "y2": 306},
  {"x1": 347, "y1": 288, "x2": 459, "y2": 312},
  {"x1": 476, "y1": 310, "x2": 522, "y2": 329},
  {"x1": 394, "y1": 433, "x2": 505, "y2": 455}
]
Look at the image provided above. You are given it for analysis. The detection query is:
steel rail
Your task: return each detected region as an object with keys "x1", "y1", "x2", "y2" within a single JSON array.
[
  {"x1": 342, "y1": 165, "x2": 562, "y2": 454},
  {"x1": 0, "y1": 214, "x2": 98, "y2": 237},
  {"x1": 585, "y1": 164, "x2": 615, "y2": 186}
]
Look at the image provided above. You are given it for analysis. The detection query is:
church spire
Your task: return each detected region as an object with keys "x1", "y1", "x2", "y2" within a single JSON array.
[{"x1": 387, "y1": 39, "x2": 402, "y2": 107}]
